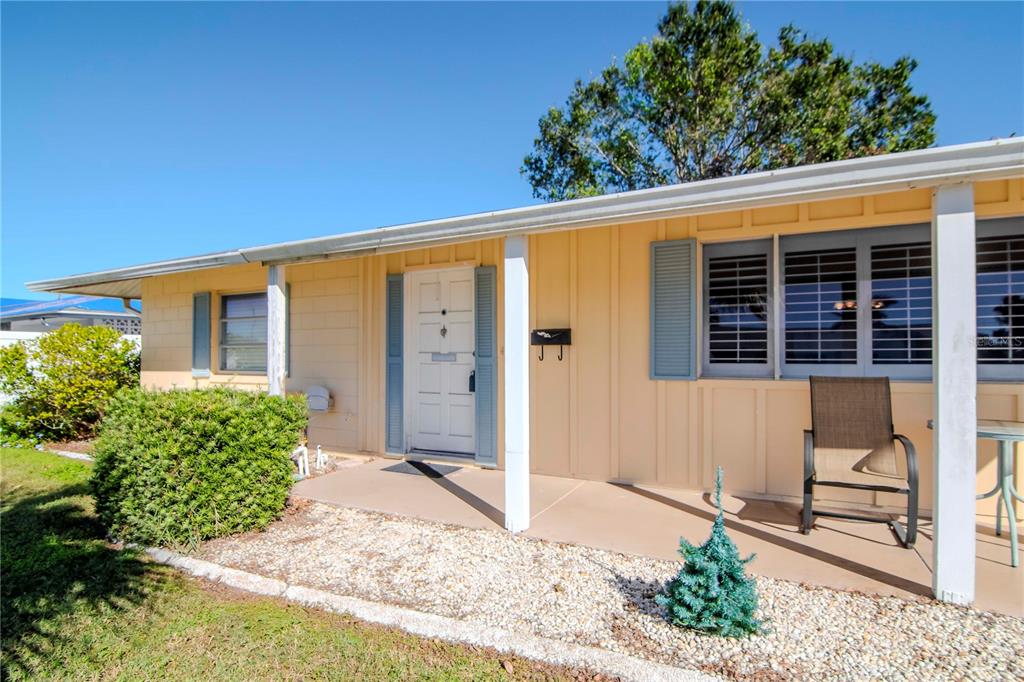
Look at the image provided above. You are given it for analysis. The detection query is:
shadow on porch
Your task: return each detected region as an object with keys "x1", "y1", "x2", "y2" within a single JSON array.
[{"x1": 292, "y1": 457, "x2": 1023, "y2": 618}]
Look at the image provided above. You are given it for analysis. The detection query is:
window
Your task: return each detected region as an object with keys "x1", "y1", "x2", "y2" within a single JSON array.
[
  {"x1": 977, "y1": 218, "x2": 1024, "y2": 380},
  {"x1": 783, "y1": 245, "x2": 858, "y2": 366},
  {"x1": 780, "y1": 226, "x2": 932, "y2": 378},
  {"x1": 692, "y1": 219, "x2": 1024, "y2": 382},
  {"x1": 703, "y1": 240, "x2": 772, "y2": 377},
  {"x1": 870, "y1": 241, "x2": 932, "y2": 365},
  {"x1": 219, "y1": 293, "x2": 267, "y2": 372}
]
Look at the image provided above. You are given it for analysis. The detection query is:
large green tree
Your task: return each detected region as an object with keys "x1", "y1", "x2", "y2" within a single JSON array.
[{"x1": 522, "y1": 1, "x2": 936, "y2": 201}]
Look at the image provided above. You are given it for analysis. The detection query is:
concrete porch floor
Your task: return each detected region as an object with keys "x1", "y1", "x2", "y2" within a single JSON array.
[{"x1": 292, "y1": 458, "x2": 1023, "y2": 618}]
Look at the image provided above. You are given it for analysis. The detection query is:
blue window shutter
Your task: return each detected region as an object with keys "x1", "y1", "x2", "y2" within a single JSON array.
[
  {"x1": 285, "y1": 282, "x2": 291, "y2": 377},
  {"x1": 385, "y1": 274, "x2": 404, "y2": 452},
  {"x1": 192, "y1": 292, "x2": 211, "y2": 377},
  {"x1": 650, "y1": 239, "x2": 697, "y2": 379},
  {"x1": 474, "y1": 266, "x2": 498, "y2": 466}
]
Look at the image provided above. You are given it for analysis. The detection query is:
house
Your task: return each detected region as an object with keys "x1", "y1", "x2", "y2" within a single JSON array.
[
  {"x1": 0, "y1": 296, "x2": 141, "y2": 339},
  {"x1": 27, "y1": 138, "x2": 1024, "y2": 606}
]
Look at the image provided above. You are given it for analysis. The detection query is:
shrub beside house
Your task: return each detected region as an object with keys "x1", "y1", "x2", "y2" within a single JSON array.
[{"x1": 91, "y1": 387, "x2": 307, "y2": 549}]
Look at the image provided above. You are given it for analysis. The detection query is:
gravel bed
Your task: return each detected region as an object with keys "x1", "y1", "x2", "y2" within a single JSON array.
[{"x1": 196, "y1": 502, "x2": 1023, "y2": 681}]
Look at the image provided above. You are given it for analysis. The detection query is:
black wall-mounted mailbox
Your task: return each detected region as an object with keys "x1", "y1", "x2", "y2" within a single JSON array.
[
  {"x1": 531, "y1": 328, "x2": 571, "y2": 361},
  {"x1": 531, "y1": 328, "x2": 571, "y2": 346}
]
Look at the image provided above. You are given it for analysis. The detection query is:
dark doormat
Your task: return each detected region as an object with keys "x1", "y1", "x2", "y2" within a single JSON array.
[{"x1": 382, "y1": 461, "x2": 461, "y2": 478}]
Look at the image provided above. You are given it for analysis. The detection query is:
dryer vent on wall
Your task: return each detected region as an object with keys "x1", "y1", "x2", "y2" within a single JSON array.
[{"x1": 306, "y1": 385, "x2": 333, "y2": 412}]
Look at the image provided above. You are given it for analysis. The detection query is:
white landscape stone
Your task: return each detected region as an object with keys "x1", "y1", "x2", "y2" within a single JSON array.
[
  {"x1": 217, "y1": 566, "x2": 287, "y2": 597},
  {"x1": 184, "y1": 502, "x2": 1023, "y2": 681},
  {"x1": 149, "y1": 551, "x2": 714, "y2": 681},
  {"x1": 45, "y1": 448, "x2": 94, "y2": 462}
]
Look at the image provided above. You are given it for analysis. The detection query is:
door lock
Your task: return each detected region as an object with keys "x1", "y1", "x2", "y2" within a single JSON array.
[
  {"x1": 440, "y1": 325, "x2": 447, "y2": 338},
  {"x1": 469, "y1": 370, "x2": 476, "y2": 393}
]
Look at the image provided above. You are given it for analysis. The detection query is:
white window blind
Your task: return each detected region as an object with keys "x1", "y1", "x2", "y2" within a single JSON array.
[
  {"x1": 705, "y1": 247, "x2": 770, "y2": 369},
  {"x1": 977, "y1": 233, "x2": 1024, "y2": 365},
  {"x1": 783, "y1": 246, "x2": 858, "y2": 365},
  {"x1": 220, "y1": 293, "x2": 267, "y2": 372},
  {"x1": 709, "y1": 221, "x2": 1020, "y2": 382},
  {"x1": 870, "y1": 242, "x2": 932, "y2": 365}
]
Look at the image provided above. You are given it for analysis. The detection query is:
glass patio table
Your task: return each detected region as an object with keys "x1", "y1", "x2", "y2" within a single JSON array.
[{"x1": 928, "y1": 418, "x2": 1023, "y2": 568}]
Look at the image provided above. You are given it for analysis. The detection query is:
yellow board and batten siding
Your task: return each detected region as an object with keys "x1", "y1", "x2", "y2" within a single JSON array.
[
  {"x1": 138, "y1": 180, "x2": 1024, "y2": 516},
  {"x1": 525, "y1": 179, "x2": 1024, "y2": 517},
  {"x1": 139, "y1": 240, "x2": 505, "y2": 459},
  {"x1": 139, "y1": 259, "x2": 364, "y2": 449}
]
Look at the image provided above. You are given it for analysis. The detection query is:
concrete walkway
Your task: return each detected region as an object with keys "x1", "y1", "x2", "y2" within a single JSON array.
[{"x1": 293, "y1": 458, "x2": 1023, "y2": 617}]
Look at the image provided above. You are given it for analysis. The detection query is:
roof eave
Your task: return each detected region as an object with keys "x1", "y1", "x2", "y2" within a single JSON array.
[
  {"x1": 25, "y1": 251, "x2": 247, "y2": 295},
  {"x1": 240, "y1": 138, "x2": 1024, "y2": 264},
  {"x1": 1, "y1": 308, "x2": 140, "y2": 322},
  {"x1": 25, "y1": 138, "x2": 1024, "y2": 293}
]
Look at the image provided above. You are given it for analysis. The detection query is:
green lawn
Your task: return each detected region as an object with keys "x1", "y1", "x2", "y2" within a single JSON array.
[{"x1": 0, "y1": 448, "x2": 579, "y2": 681}]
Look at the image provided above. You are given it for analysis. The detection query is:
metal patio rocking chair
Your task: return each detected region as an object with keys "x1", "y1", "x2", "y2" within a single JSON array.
[{"x1": 802, "y1": 376, "x2": 919, "y2": 549}]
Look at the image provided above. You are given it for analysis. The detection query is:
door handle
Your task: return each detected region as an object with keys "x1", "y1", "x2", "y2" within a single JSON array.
[{"x1": 469, "y1": 370, "x2": 476, "y2": 393}]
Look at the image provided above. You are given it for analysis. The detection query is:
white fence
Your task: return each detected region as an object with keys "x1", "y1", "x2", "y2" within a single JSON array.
[
  {"x1": 0, "y1": 330, "x2": 141, "y2": 348},
  {"x1": 0, "y1": 330, "x2": 44, "y2": 348}
]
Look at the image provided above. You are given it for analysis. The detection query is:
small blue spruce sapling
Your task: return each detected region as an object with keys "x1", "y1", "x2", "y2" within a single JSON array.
[{"x1": 655, "y1": 466, "x2": 761, "y2": 637}]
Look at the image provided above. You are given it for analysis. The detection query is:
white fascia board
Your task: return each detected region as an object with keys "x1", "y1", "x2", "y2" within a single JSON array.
[
  {"x1": 25, "y1": 138, "x2": 1024, "y2": 292},
  {"x1": 25, "y1": 251, "x2": 247, "y2": 293},
  {"x1": 242, "y1": 138, "x2": 1024, "y2": 264},
  {"x1": 1, "y1": 309, "x2": 139, "y2": 322}
]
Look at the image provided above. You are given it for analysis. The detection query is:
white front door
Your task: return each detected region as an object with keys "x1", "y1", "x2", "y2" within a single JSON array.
[{"x1": 407, "y1": 268, "x2": 476, "y2": 454}]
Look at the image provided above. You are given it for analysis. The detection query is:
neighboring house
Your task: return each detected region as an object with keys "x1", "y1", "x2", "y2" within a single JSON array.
[
  {"x1": 27, "y1": 138, "x2": 1024, "y2": 605},
  {"x1": 0, "y1": 296, "x2": 141, "y2": 336}
]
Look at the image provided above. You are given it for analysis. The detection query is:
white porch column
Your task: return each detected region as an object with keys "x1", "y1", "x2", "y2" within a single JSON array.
[
  {"x1": 931, "y1": 183, "x2": 977, "y2": 605},
  {"x1": 267, "y1": 263, "x2": 287, "y2": 397},
  {"x1": 504, "y1": 235, "x2": 531, "y2": 533}
]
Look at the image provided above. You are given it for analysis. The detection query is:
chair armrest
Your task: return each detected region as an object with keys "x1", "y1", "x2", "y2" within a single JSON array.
[
  {"x1": 803, "y1": 429, "x2": 815, "y2": 480},
  {"x1": 894, "y1": 434, "x2": 919, "y2": 488}
]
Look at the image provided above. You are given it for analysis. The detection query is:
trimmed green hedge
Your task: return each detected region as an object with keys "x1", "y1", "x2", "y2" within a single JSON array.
[{"x1": 91, "y1": 388, "x2": 307, "y2": 549}]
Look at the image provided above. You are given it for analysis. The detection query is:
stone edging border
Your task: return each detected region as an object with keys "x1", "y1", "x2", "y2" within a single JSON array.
[
  {"x1": 144, "y1": 547, "x2": 718, "y2": 682},
  {"x1": 45, "y1": 448, "x2": 94, "y2": 462}
]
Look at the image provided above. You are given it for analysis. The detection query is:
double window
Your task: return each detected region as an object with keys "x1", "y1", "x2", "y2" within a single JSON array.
[
  {"x1": 219, "y1": 293, "x2": 267, "y2": 373},
  {"x1": 700, "y1": 218, "x2": 1023, "y2": 381},
  {"x1": 780, "y1": 224, "x2": 932, "y2": 379}
]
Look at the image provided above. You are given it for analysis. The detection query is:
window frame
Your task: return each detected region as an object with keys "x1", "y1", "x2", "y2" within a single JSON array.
[
  {"x1": 695, "y1": 220, "x2": 1024, "y2": 384},
  {"x1": 779, "y1": 224, "x2": 932, "y2": 380},
  {"x1": 701, "y1": 238, "x2": 774, "y2": 378},
  {"x1": 218, "y1": 291, "x2": 268, "y2": 374},
  {"x1": 976, "y1": 216, "x2": 1024, "y2": 382},
  {"x1": 778, "y1": 229, "x2": 862, "y2": 377},
  {"x1": 868, "y1": 237, "x2": 933, "y2": 370}
]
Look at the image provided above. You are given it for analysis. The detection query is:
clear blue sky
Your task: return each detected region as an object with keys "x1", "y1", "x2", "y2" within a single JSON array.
[{"x1": 3, "y1": 1, "x2": 1022, "y2": 299}]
